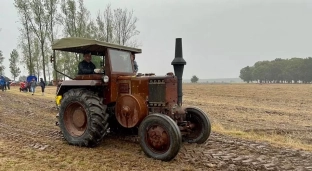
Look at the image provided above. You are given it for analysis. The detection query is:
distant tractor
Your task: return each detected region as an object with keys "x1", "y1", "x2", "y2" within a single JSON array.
[{"x1": 51, "y1": 37, "x2": 211, "y2": 161}]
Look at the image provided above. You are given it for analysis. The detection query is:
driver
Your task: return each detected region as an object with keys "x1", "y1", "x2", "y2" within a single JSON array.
[{"x1": 78, "y1": 52, "x2": 96, "y2": 75}]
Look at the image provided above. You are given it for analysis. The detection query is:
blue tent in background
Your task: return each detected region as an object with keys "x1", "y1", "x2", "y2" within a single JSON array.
[
  {"x1": 27, "y1": 75, "x2": 37, "y2": 82},
  {"x1": 0, "y1": 75, "x2": 10, "y2": 82},
  {"x1": 0, "y1": 76, "x2": 4, "y2": 84}
]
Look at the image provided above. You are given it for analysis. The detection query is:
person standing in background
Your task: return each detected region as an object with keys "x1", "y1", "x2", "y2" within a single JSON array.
[
  {"x1": 0, "y1": 78, "x2": 4, "y2": 92},
  {"x1": 7, "y1": 80, "x2": 10, "y2": 90},
  {"x1": 30, "y1": 78, "x2": 37, "y2": 95},
  {"x1": 40, "y1": 78, "x2": 46, "y2": 96},
  {"x1": 3, "y1": 78, "x2": 6, "y2": 91}
]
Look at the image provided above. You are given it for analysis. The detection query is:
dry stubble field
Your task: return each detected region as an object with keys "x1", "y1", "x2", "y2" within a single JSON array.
[{"x1": 0, "y1": 83, "x2": 312, "y2": 171}]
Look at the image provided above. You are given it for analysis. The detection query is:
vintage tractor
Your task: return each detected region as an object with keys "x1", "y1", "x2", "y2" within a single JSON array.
[{"x1": 51, "y1": 37, "x2": 211, "y2": 161}]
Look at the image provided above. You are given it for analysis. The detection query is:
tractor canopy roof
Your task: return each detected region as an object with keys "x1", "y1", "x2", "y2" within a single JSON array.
[{"x1": 52, "y1": 37, "x2": 142, "y2": 55}]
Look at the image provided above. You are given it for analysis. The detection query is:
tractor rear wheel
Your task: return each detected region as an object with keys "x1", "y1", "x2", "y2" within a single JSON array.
[
  {"x1": 138, "y1": 114, "x2": 182, "y2": 161},
  {"x1": 183, "y1": 107, "x2": 211, "y2": 144},
  {"x1": 59, "y1": 89, "x2": 109, "y2": 147}
]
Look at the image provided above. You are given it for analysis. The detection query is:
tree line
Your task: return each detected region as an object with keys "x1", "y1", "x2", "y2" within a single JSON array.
[
  {"x1": 239, "y1": 57, "x2": 312, "y2": 83},
  {"x1": 0, "y1": 0, "x2": 140, "y2": 82}
]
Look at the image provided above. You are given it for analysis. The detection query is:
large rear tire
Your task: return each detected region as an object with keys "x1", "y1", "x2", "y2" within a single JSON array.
[
  {"x1": 138, "y1": 114, "x2": 182, "y2": 161},
  {"x1": 59, "y1": 88, "x2": 109, "y2": 147},
  {"x1": 183, "y1": 107, "x2": 211, "y2": 144}
]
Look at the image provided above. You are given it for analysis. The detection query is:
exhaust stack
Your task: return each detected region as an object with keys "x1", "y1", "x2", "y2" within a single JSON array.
[{"x1": 171, "y1": 38, "x2": 186, "y2": 106}]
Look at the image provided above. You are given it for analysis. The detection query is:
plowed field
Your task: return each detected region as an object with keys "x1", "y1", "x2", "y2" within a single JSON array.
[{"x1": 0, "y1": 83, "x2": 312, "y2": 171}]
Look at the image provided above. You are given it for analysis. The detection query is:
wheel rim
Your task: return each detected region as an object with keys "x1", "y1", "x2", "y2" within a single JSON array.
[
  {"x1": 186, "y1": 112, "x2": 203, "y2": 139},
  {"x1": 145, "y1": 124, "x2": 170, "y2": 154},
  {"x1": 64, "y1": 102, "x2": 87, "y2": 137}
]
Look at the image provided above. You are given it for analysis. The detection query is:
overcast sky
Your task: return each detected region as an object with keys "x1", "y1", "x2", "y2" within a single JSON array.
[{"x1": 1, "y1": 0, "x2": 312, "y2": 79}]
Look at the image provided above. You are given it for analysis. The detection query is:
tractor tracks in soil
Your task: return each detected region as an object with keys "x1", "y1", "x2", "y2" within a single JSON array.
[
  {"x1": 0, "y1": 91, "x2": 312, "y2": 170},
  {"x1": 117, "y1": 133, "x2": 312, "y2": 171}
]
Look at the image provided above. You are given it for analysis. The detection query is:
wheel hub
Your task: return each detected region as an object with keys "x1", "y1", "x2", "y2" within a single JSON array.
[
  {"x1": 72, "y1": 108, "x2": 86, "y2": 128},
  {"x1": 64, "y1": 102, "x2": 87, "y2": 137},
  {"x1": 146, "y1": 125, "x2": 170, "y2": 153}
]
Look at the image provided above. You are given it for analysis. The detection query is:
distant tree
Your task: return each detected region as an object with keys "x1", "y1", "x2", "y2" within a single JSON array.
[
  {"x1": 9, "y1": 49, "x2": 21, "y2": 80},
  {"x1": 114, "y1": 8, "x2": 140, "y2": 47},
  {"x1": 96, "y1": 4, "x2": 114, "y2": 42},
  {"x1": 19, "y1": 75, "x2": 27, "y2": 81},
  {"x1": 239, "y1": 57, "x2": 312, "y2": 84},
  {"x1": 300, "y1": 57, "x2": 312, "y2": 83},
  {"x1": 0, "y1": 50, "x2": 5, "y2": 75},
  {"x1": 253, "y1": 61, "x2": 271, "y2": 83},
  {"x1": 239, "y1": 66, "x2": 253, "y2": 83},
  {"x1": 191, "y1": 75, "x2": 199, "y2": 83},
  {"x1": 286, "y1": 58, "x2": 304, "y2": 83},
  {"x1": 14, "y1": 0, "x2": 35, "y2": 75},
  {"x1": 60, "y1": 0, "x2": 94, "y2": 77}
]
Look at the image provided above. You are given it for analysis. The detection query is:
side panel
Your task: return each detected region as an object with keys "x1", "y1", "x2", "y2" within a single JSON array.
[
  {"x1": 106, "y1": 75, "x2": 176, "y2": 107},
  {"x1": 165, "y1": 77, "x2": 178, "y2": 106},
  {"x1": 103, "y1": 49, "x2": 136, "y2": 104},
  {"x1": 118, "y1": 79, "x2": 131, "y2": 95},
  {"x1": 107, "y1": 76, "x2": 149, "y2": 103},
  {"x1": 108, "y1": 75, "x2": 118, "y2": 103},
  {"x1": 130, "y1": 77, "x2": 149, "y2": 99}
]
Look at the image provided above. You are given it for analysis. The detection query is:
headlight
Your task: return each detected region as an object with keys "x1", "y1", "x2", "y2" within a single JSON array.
[{"x1": 103, "y1": 75, "x2": 109, "y2": 83}]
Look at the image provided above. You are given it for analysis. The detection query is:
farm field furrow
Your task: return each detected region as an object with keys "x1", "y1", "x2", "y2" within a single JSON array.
[{"x1": 0, "y1": 84, "x2": 312, "y2": 170}]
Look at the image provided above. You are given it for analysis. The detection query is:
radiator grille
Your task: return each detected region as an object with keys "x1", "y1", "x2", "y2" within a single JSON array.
[{"x1": 148, "y1": 79, "x2": 165, "y2": 103}]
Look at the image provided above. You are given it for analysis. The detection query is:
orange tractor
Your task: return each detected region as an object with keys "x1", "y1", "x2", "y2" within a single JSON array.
[{"x1": 51, "y1": 37, "x2": 211, "y2": 161}]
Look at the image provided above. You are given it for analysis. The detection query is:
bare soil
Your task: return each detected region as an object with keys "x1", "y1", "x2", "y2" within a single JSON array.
[{"x1": 0, "y1": 84, "x2": 312, "y2": 171}]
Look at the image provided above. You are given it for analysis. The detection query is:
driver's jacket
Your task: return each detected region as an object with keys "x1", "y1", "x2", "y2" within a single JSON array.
[{"x1": 78, "y1": 60, "x2": 96, "y2": 75}]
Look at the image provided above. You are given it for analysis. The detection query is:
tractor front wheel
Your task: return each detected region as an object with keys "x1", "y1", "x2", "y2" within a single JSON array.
[
  {"x1": 59, "y1": 89, "x2": 109, "y2": 147},
  {"x1": 182, "y1": 107, "x2": 211, "y2": 144},
  {"x1": 138, "y1": 114, "x2": 182, "y2": 161}
]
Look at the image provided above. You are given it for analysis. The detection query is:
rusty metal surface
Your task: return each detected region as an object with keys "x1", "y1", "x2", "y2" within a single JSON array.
[
  {"x1": 117, "y1": 79, "x2": 131, "y2": 95},
  {"x1": 130, "y1": 77, "x2": 149, "y2": 99},
  {"x1": 147, "y1": 76, "x2": 178, "y2": 118},
  {"x1": 105, "y1": 75, "x2": 149, "y2": 104},
  {"x1": 119, "y1": 83, "x2": 129, "y2": 94},
  {"x1": 146, "y1": 125, "x2": 170, "y2": 153},
  {"x1": 64, "y1": 102, "x2": 87, "y2": 137},
  {"x1": 103, "y1": 50, "x2": 137, "y2": 104},
  {"x1": 172, "y1": 105, "x2": 186, "y2": 121},
  {"x1": 165, "y1": 77, "x2": 178, "y2": 106},
  {"x1": 115, "y1": 94, "x2": 148, "y2": 128}
]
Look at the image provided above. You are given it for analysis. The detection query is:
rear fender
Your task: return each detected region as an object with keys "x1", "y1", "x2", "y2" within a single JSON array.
[{"x1": 56, "y1": 80, "x2": 104, "y2": 96}]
